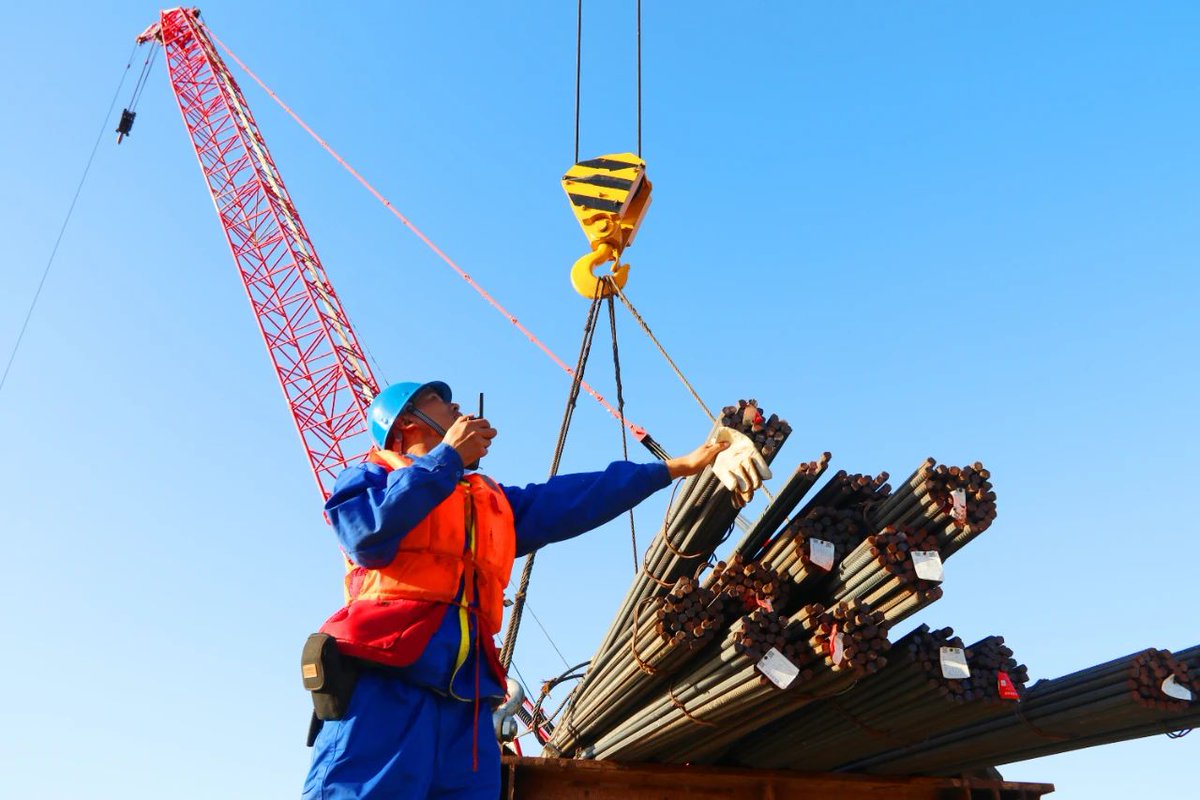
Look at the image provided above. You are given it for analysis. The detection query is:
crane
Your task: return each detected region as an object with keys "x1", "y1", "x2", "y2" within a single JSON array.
[{"x1": 136, "y1": 7, "x2": 378, "y2": 501}]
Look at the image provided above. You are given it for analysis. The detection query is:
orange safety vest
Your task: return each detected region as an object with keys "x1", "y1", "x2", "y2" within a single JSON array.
[{"x1": 322, "y1": 449, "x2": 516, "y2": 675}]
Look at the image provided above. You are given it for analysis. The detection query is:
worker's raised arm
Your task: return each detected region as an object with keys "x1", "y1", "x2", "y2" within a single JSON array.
[
  {"x1": 502, "y1": 439, "x2": 728, "y2": 555},
  {"x1": 324, "y1": 443, "x2": 464, "y2": 567},
  {"x1": 665, "y1": 439, "x2": 729, "y2": 479}
]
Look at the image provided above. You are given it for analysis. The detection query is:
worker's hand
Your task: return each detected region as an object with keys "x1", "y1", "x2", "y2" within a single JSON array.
[
  {"x1": 666, "y1": 439, "x2": 729, "y2": 480},
  {"x1": 711, "y1": 428, "x2": 771, "y2": 507},
  {"x1": 444, "y1": 414, "x2": 497, "y2": 467}
]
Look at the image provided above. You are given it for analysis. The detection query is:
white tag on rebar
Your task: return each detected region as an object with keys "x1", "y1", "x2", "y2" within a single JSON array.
[
  {"x1": 809, "y1": 538, "x2": 836, "y2": 571},
  {"x1": 912, "y1": 550, "x2": 944, "y2": 582},
  {"x1": 831, "y1": 632, "x2": 846, "y2": 666},
  {"x1": 950, "y1": 489, "x2": 968, "y2": 523},
  {"x1": 940, "y1": 646, "x2": 970, "y2": 679},
  {"x1": 756, "y1": 647, "x2": 800, "y2": 689},
  {"x1": 1162, "y1": 675, "x2": 1194, "y2": 702}
]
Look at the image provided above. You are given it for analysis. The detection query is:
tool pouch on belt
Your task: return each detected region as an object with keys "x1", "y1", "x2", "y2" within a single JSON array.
[{"x1": 301, "y1": 633, "x2": 359, "y2": 723}]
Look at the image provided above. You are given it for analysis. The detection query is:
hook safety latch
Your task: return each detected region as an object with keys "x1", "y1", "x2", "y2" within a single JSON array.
[{"x1": 562, "y1": 153, "x2": 652, "y2": 299}]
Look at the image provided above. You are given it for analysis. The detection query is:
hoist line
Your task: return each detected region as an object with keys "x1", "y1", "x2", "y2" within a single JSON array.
[
  {"x1": 574, "y1": 0, "x2": 582, "y2": 164},
  {"x1": 637, "y1": 0, "x2": 642, "y2": 157},
  {"x1": 205, "y1": 27, "x2": 653, "y2": 446},
  {"x1": 500, "y1": 288, "x2": 606, "y2": 670},
  {"x1": 0, "y1": 42, "x2": 139, "y2": 399},
  {"x1": 127, "y1": 42, "x2": 159, "y2": 112},
  {"x1": 575, "y1": 1, "x2": 645, "y2": 159}
]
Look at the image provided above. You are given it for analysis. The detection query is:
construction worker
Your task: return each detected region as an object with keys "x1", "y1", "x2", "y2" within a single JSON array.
[{"x1": 302, "y1": 380, "x2": 766, "y2": 800}]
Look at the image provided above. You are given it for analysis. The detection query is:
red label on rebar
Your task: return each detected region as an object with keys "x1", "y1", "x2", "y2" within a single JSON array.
[
  {"x1": 756, "y1": 596, "x2": 774, "y2": 613},
  {"x1": 950, "y1": 489, "x2": 968, "y2": 523},
  {"x1": 809, "y1": 538, "x2": 836, "y2": 571},
  {"x1": 997, "y1": 670, "x2": 1020, "y2": 700}
]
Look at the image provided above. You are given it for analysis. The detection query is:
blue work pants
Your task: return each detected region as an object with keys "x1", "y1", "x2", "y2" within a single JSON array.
[{"x1": 302, "y1": 672, "x2": 500, "y2": 800}]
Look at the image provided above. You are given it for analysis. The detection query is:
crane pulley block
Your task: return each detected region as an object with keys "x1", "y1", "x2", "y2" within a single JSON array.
[{"x1": 562, "y1": 153, "x2": 652, "y2": 299}]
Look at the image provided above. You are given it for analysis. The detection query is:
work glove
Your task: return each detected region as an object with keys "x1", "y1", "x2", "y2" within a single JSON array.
[{"x1": 711, "y1": 427, "x2": 771, "y2": 507}]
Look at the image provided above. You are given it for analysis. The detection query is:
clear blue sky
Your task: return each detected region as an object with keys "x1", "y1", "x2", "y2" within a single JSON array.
[{"x1": 2, "y1": 2, "x2": 1197, "y2": 798}]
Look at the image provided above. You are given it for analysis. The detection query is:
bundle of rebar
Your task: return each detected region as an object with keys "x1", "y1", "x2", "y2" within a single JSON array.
[
  {"x1": 844, "y1": 647, "x2": 1197, "y2": 775},
  {"x1": 630, "y1": 578, "x2": 725, "y2": 674},
  {"x1": 547, "y1": 577, "x2": 723, "y2": 757},
  {"x1": 642, "y1": 600, "x2": 894, "y2": 766},
  {"x1": 866, "y1": 459, "x2": 996, "y2": 558},
  {"x1": 745, "y1": 470, "x2": 890, "y2": 596},
  {"x1": 720, "y1": 400, "x2": 792, "y2": 459},
  {"x1": 704, "y1": 554, "x2": 791, "y2": 615},
  {"x1": 803, "y1": 469, "x2": 893, "y2": 516},
  {"x1": 759, "y1": 506, "x2": 866, "y2": 584},
  {"x1": 545, "y1": 400, "x2": 791, "y2": 757},
  {"x1": 729, "y1": 454, "x2": 831, "y2": 559},
  {"x1": 727, "y1": 625, "x2": 1028, "y2": 771},
  {"x1": 815, "y1": 525, "x2": 945, "y2": 626}
]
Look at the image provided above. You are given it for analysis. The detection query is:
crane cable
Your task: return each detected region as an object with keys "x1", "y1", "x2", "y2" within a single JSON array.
[
  {"x1": 0, "y1": 43, "x2": 139, "y2": 399},
  {"x1": 125, "y1": 42, "x2": 160, "y2": 114},
  {"x1": 574, "y1": 0, "x2": 643, "y2": 159}
]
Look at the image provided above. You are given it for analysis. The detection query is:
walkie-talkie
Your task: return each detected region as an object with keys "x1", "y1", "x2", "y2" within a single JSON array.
[{"x1": 465, "y1": 392, "x2": 484, "y2": 471}]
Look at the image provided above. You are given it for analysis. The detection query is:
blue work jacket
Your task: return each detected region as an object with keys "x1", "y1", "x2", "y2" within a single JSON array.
[{"x1": 324, "y1": 442, "x2": 671, "y2": 699}]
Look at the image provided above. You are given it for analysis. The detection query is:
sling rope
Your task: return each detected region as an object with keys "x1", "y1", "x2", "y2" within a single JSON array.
[{"x1": 609, "y1": 280, "x2": 716, "y2": 424}]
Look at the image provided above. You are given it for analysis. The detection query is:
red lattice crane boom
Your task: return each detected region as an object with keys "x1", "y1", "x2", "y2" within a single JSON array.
[{"x1": 139, "y1": 7, "x2": 377, "y2": 500}]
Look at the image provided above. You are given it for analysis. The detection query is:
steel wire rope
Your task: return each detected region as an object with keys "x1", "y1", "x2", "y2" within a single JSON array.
[
  {"x1": 606, "y1": 289, "x2": 639, "y2": 572},
  {"x1": 499, "y1": 289, "x2": 606, "y2": 670},
  {"x1": 0, "y1": 43, "x2": 139, "y2": 399},
  {"x1": 507, "y1": 581, "x2": 573, "y2": 670},
  {"x1": 637, "y1": 0, "x2": 642, "y2": 157},
  {"x1": 204, "y1": 26, "x2": 655, "y2": 446},
  {"x1": 126, "y1": 43, "x2": 159, "y2": 112},
  {"x1": 574, "y1": 0, "x2": 582, "y2": 163},
  {"x1": 609, "y1": 280, "x2": 714, "y2": 425},
  {"x1": 607, "y1": 280, "x2": 775, "y2": 511}
]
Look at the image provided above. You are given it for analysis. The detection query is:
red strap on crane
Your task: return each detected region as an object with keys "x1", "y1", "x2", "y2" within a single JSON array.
[{"x1": 205, "y1": 25, "x2": 659, "y2": 454}]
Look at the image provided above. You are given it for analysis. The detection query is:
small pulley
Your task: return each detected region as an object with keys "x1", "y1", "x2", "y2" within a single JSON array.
[
  {"x1": 115, "y1": 109, "x2": 137, "y2": 144},
  {"x1": 562, "y1": 153, "x2": 652, "y2": 299}
]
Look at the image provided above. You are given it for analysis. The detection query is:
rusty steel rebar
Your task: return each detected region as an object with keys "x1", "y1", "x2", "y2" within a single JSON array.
[
  {"x1": 727, "y1": 626, "x2": 1028, "y2": 771},
  {"x1": 729, "y1": 453, "x2": 831, "y2": 560},
  {"x1": 865, "y1": 459, "x2": 996, "y2": 558},
  {"x1": 587, "y1": 600, "x2": 892, "y2": 765},
  {"x1": 546, "y1": 400, "x2": 792, "y2": 757},
  {"x1": 843, "y1": 647, "x2": 1197, "y2": 775}
]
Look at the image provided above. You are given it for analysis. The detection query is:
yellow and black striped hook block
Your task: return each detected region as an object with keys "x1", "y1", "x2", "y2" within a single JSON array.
[{"x1": 562, "y1": 153, "x2": 653, "y2": 299}]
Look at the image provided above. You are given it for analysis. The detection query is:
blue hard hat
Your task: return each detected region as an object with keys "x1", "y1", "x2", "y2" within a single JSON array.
[{"x1": 366, "y1": 380, "x2": 452, "y2": 449}]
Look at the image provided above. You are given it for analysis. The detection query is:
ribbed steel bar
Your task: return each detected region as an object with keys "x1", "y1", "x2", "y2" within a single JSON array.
[
  {"x1": 728, "y1": 628, "x2": 1028, "y2": 771},
  {"x1": 728, "y1": 453, "x2": 831, "y2": 560},
  {"x1": 843, "y1": 647, "x2": 1197, "y2": 775},
  {"x1": 653, "y1": 600, "x2": 894, "y2": 764},
  {"x1": 866, "y1": 460, "x2": 996, "y2": 559},
  {"x1": 547, "y1": 400, "x2": 792, "y2": 757}
]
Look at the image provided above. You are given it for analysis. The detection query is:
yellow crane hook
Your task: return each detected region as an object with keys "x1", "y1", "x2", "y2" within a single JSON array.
[{"x1": 562, "y1": 153, "x2": 652, "y2": 299}]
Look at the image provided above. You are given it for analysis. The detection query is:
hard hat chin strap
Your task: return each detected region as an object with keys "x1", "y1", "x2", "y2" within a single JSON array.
[{"x1": 407, "y1": 406, "x2": 448, "y2": 438}]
